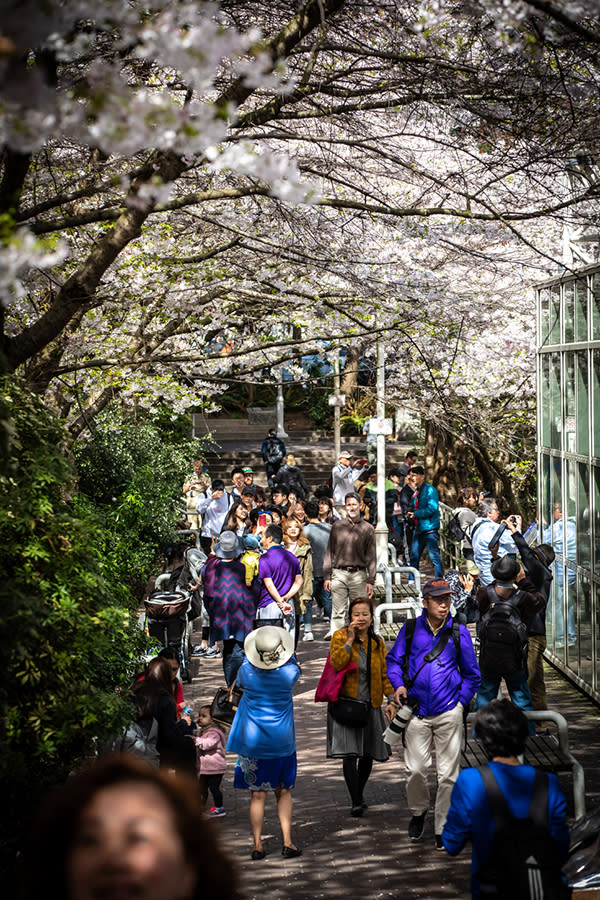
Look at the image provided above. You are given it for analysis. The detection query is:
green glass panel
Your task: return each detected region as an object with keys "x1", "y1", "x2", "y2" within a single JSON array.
[
  {"x1": 593, "y1": 273, "x2": 600, "y2": 340},
  {"x1": 550, "y1": 284, "x2": 561, "y2": 344},
  {"x1": 594, "y1": 467, "x2": 600, "y2": 577},
  {"x1": 539, "y1": 288, "x2": 551, "y2": 346},
  {"x1": 578, "y1": 575, "x2": 593, "y2": 687},
  {"x1": 540, "y1": 453, "x2": 551, "y2": 531},
  {"x1": 550, "y1": 352, "x2": 562, "y2": 448},
  {"x1": 577, "y1": 351, "x2": 589, "y2": 455},
  {"x1": 576, "y1": 279, "x2": 588, "y2": 342},
  {"x1": 577, "y1": 462, "x2": 591, "y2": 569},
  {"x1": 564, "y1": 281, "x2": 575, "y2": 343},
  {"x1": 541, "y1": 355, "x2": 551, "y2": 447},
  {"x1": 593, "y1": 351, "x2": 600, "y2": 458},
  {"x1": 565, "y1": 352, "x2": 576, "y2": 453}
]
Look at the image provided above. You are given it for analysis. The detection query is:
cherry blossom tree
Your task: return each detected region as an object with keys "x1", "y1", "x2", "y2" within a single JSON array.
[{"x1": 1, "y1": 0, "x2": 600, "y2": 501}]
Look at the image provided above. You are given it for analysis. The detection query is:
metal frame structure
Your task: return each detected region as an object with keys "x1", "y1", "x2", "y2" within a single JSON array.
[{"x1": 536, "y1": 263, "x2": 600, "y2": 702}]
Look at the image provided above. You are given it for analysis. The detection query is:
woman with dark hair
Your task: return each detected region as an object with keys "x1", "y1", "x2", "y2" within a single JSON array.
[
  {"x1": 327, "y1": 597, "x2": 396, "y2": 817},
  {"x1": 22, "y1": 754, "x2": 240, "y2": 900},
  {"x1": 317, "y1": 495, "x2": 336, "y2": 524},
  {"x1": 442, "y1": 699, "x2": 569, "y2": 899},
  {"x1": 222, "y1": 500, "x2": 249, "y2": 537},
  {"x1": 290, "y1": 497, "x2": 308, "y2": 525},
  {"x1": 132, "y1": 658, "x2": 195, "y2": 773}
]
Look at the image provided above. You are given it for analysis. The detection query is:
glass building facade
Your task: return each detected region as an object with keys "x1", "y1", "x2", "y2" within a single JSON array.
[{"x1": 537, "y1": 263, "x2": 600, "y2": 702}]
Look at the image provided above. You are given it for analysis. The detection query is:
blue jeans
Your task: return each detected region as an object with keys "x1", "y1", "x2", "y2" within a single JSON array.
[
  {"x1": 222, "y1": 639, "x2": 245, "y2": 687},
  {"x1": 312, "y1": 576, "x2": 332, "y2": 622},
  {"x1": 410, "y1": 529, "x2": 444, "y2": 578},
  {"x1": 474, "y1": 668, "x2": 535, "y2": 735}
]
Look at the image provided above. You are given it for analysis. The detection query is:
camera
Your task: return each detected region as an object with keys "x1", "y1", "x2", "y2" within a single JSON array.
[{"x1": 382, "y1": 696, "x2": 419, "y2": 746}]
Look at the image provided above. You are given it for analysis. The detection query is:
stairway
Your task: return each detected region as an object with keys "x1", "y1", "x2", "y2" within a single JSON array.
[{"x1": 202, "y1": 438, "x2": 413, "y2": 493}]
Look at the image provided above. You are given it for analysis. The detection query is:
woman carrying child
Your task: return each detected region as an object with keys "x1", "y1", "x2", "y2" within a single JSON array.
[{"x1": 191, "y1": 705, "x2": 228, "y2": 817}]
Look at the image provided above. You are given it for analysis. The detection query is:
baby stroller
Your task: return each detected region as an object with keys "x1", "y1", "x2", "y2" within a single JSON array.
[{"x1": 144, "y1": 590, "x2": 193, "y2": 684}]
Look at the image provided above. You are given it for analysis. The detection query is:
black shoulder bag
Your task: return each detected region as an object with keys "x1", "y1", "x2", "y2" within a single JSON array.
[{"x1": 330, "y1": 634, "x2": 372, "y2": 728}]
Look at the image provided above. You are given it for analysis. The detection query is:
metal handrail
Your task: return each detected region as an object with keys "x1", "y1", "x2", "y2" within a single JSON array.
[
  {"x1": 374, "y1": 601, "x2": 422, "y2": 636},
  {"x1": 465, "y1": 708, "x2": 586, "y2": 819}
]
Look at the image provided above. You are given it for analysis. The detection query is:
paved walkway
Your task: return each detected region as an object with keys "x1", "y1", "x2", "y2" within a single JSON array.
[{"x1": 186, "y1": 617, "x2": 600, "y2": 900}]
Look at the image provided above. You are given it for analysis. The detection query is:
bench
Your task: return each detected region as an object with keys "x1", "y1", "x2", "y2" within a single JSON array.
[
  {"x1": 374, "y1": 597, "x2": 422, "y2": 641},
  {"x1": 463, "y1": 709, "x2": 586, "y2": 819}
]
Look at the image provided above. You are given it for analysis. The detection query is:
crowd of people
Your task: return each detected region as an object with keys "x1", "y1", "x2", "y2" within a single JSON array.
[{"x1": 24, "y1": 436, "x2": 575, "y2": 900}]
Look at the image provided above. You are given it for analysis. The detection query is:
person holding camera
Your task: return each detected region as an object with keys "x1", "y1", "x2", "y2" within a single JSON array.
[
  {"x1": 470, "y1": 497, "x2": 517, "y2": 586},
  {"x1": 386, "y1": 579, "x2": 480, "y2": 849}
]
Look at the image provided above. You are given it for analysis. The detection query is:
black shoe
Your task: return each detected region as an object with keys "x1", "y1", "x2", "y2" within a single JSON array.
[
  {"x1": 408, "y1": 813, "x2": 426, "y2": 842},
  {"x1": 251, "y1": 849, "x2": 266, "y2": 860},
  {"x1": 281, "y1": 846, "x2": 302, "y2": 859},
  {"x1": 435, "y1": 835, "x2": 444, "y2": 851},
  {"x1": 350, "y1": 805, "x2": 364, "y2": 817}
]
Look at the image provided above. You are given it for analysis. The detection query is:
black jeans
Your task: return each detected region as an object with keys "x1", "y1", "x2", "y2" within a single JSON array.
[{"x1": 199, "y1": 773, "x2": 224, "y2": 808}]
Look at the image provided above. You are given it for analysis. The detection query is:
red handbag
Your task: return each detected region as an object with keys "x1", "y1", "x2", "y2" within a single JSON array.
[{"x1": 314, "y1": 654, "x2": 357, "y2": 703}]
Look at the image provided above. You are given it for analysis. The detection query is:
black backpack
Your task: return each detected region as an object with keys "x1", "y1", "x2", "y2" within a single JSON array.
[
  {"x1": 477, "y1": 765, "x2": 569, "y2": 900},
  {"x1": 447, "y1": 513, "x2": 467, "y2": 543},
  {"x1": 266, "y1": 439, "x2": 284, "y2": 464},
  {"x1": 479, "y1": 585, "x2": 528, "y2": 675}
]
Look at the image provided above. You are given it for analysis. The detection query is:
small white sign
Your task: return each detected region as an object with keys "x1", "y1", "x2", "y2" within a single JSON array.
[
  {"x1": 328, "y1": 394, "x2": 346, "y2": 407},
  {"x1": 368, "y1": 416, "x2": 393, "y2": 435}
]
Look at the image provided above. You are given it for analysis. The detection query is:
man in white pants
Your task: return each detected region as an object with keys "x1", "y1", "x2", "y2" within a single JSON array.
[{"x1": 386, "y1": 580, "x2": 480, "y2": 849}]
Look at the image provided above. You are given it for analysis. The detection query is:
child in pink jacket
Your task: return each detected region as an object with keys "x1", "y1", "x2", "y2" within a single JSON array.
[{"x1": 192, "y1": 705, "x2": 228, "y2": 815}]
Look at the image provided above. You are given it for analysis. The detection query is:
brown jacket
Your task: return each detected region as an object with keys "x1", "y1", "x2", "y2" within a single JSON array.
[{"x1": 329, "y1": 628, "x2": 394, "y2": 708}]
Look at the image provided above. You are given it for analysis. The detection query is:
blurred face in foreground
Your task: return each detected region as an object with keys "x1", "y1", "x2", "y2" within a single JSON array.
[{"x1": 67, "y1": 782, "x2": 195, "y2": 900}]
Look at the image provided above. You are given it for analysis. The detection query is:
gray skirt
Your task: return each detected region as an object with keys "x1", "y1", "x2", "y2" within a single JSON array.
[{"x1": 326, "y1": 703, "x2": 391, "y2": 762}]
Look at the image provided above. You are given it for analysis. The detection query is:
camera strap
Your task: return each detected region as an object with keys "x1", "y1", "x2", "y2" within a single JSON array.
[{"x1": 402, "y1": 619, "x2": 459, "y2": 690}]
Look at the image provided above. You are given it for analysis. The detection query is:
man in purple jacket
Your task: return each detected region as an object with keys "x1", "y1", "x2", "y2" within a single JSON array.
[{"x1": 386, "y1": 579, "x2": 480, "y2": 850}]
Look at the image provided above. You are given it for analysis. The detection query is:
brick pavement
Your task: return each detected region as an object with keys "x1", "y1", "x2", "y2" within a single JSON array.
[{"x1": 186, "y1": 617, "x2": 600, "y2": 900}]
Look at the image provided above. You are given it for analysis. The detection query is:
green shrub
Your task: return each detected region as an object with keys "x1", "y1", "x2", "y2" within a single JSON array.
[
  {"x1": 73, "y1": 408, "x2": 206, "y2": 598},
  {"x1": 0, "y1": 379, "x2": 149, "y2": 878}
]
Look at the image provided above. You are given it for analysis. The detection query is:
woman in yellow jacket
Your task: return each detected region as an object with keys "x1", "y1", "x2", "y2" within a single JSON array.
[{"x1": 327, "y1": 597, "x2": 397, "y2": 817}]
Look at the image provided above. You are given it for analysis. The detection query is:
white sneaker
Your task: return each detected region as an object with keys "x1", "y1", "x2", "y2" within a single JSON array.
[{"x1": 302, "y1": 632, "x2": 314, "y2": 642}]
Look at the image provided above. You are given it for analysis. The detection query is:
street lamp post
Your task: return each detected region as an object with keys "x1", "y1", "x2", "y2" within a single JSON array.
[
  {"x1": 333, "y1": 353, "x2": 341, "y2": 460},
  {"x1": 276, "y1": 370, "x2": 288, "y2": 439},
  {"x1": 375, "y1": 339, "x2": 388, "y2": 569}
]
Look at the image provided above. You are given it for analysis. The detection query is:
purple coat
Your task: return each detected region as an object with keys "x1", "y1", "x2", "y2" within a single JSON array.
[{"x1": 386, "y1": 610, "x2": 480, "y2": 717}]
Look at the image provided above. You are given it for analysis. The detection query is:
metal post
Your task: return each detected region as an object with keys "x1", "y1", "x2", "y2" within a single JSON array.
[
  {"x1": 276, "y1": 371, "x2": 288, "y2": 438},
  {"x1": 333, "y1": 353, "x2": 341, "y2": 460},
  {"x1": 375, "y1": 339, "x2": 388, "y2": 568}
]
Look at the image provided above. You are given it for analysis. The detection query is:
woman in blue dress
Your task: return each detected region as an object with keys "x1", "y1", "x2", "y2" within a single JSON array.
[{"x1": 227, "y1": 626, "x2": 301, "y2": 861}]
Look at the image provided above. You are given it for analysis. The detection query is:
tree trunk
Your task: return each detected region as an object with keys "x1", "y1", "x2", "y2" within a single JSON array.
[
  {"x1": 424, "y1": 420, "x2": 471, "y2": 504},
  {"x1": 340, "y1": 344, "x2": 361, "y2": 399}
]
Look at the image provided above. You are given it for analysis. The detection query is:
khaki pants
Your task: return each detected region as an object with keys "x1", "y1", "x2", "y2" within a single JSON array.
[
  {"x1": 404, "y1": 703, "x2": 464, "y2": 834},
  {"x1": 330, "y1": 568, "x2": 368, "y2": 634},
  {"x1": 527, "y1": 634, "x2": 548, "y2": 711}
]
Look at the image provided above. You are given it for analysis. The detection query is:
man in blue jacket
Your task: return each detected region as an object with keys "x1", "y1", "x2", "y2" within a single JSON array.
[
  {"x1": 407, "y1": 466, "x2": 444, "y2": 578},
  {"x1": 386, "y1": 579, "x2": 480, "y2": 849}
]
